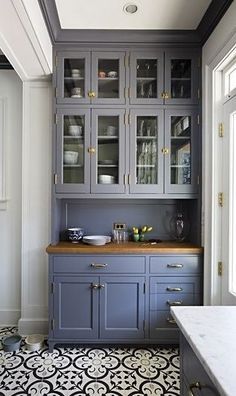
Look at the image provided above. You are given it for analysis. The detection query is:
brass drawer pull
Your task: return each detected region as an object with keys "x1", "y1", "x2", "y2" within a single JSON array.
[
  {"x1": 188, "y1": 381, "x2": 202, "y2": 396},
  {"x1": 167, "y1": 300, "x2": 183, "y2": 306},
  {"x1": 166, "y1": 287, "x2": 183, "y2": 292},
  {"x1": 91, "y1": 283, "x2": 99, "y2": 289},
  {"x1": 167, "y1": 264, "x2": 183, "y2": 268},
  {"x1": 166, "y1": 317, "x2": 176, "y2": 324},
  {"x1": 91, "y1": 263, "x2": 108, "y2": 268}
]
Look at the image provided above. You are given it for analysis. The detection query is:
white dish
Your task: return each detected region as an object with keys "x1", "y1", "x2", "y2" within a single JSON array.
[
  {"x1": 71, "y1": 94, "x2": 83, "y2": 98},
  {"x1": 83, "y1": 235, "x2": 111, "y2": 246},
  {"x1": 98, "y1": 175, "x2": 115, "y2": 184},
  {"x1": 64, "y1": 151, "x2": 78, "y2": 165}
]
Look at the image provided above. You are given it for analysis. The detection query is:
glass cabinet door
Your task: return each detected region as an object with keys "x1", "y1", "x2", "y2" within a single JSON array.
[
  {"x1": 57, "y1": 52, "x2": 90, "y2": 104},
  {"x1": 165, "y1": 109, "x2": 198, "y2": 194},
  {"x1": 130, "y1": 51, "x2": 164, "y2": 105},
  {"x1": 91, "y1": 109, "x2": 126, "y2": 193},
  {"x1": 91, "y1": 52, "x2": 126, "y2": 104},
  {"x1": 56, "y1": 109, "x2": 90, "y2": 193},
  {"x1": 129, "y1": 110, "x2": 164, "y2": 193},
  {"x1": 165, "y1": 50, "x2": 199, "y2": 105}
]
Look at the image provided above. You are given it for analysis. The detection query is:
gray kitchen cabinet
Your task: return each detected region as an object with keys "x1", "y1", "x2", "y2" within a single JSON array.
[
  {"x1": 129, "y1": 49, "x2": 199, "y2": 105},
  {"x1": 55, "y1": 108, "x2": 126, "y2": 194},
  {"x1": 180, "y1": 333, "x2": 220, "y2": 396},
  {"x1": 56, "y1": 50, "x2": 126, "y2": 105},
  {"x1": 130, "y1": 50, "x2": 164, "y2": 105},
  {"x1": 129, "y1": 108, "x2": 199, "y2": 195},
  {"x1": 164, "y1": 49, "x2": 200, "y2": 105},
  {"x1": 48, "y1": 253, "x2": 202, "y2": 350},
  {"x1": 48, "y1": 255, "x2": 146, "y2": 350},
  {"x1": 149, "y1": 255, "x2": 202, "y2": 343}
]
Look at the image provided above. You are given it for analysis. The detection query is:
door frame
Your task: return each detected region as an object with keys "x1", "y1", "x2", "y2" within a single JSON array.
[{"x1": 203, "y1": 32, "x2": 236, "y2": 305}]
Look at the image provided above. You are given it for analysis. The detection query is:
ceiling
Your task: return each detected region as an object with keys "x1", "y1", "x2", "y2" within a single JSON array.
[{"x1": 55, "y1": 0, "x2": 212, "y2": 30}]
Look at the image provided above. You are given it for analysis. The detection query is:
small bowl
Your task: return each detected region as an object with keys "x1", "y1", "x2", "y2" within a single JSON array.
[
  {"x1": 108, "y1": 71, "x2": 117, "y2": 78},
  {"x1": 98, "y1": 174, "x2": 115, "y2": 184},
  {"x1": 25, "y1": 334, "x2": 44, "y2": 351},
  {"x1": 64, "y1": 151, "x2": 78, "y2": 165},
  {"x1": 68, "y1": 125, "x2": 83, "y2": 136},
  {"x1": 67, "y1": 227, "x2": 84, "y2": 243},
  {"x1": 2, "y1": 334, "x2": 22, "y2": 352}
]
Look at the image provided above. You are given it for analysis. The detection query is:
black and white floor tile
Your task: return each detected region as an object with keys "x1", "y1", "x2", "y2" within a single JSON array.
[{"x1": 0, "y1": 327, "x2": 180, "y2": 395}]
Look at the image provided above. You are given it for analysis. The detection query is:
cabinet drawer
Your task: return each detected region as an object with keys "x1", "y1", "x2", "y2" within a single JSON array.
[
  {"x1": 150, "y1": 276, "x2": 201, "y2": 294},
  {"x1": 52, "y1": 255, "x2": 146, "y2": 274},
  {"x1": 150, "y1": 255, "x2": 202, "y2": 274},
  {"x1": 150, "y1": 293, "x2": 196, "y2": 310},
  {"x1": 150, "y1": 310, "x2": 178, "y2": 329}
]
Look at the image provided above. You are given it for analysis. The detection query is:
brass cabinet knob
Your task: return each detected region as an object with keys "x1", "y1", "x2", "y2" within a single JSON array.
[
  {"x1": 167, "y1": 263, "x2": 183, "y2": 268},
  {"x1": 166, "y1": 287, "x2": 183, "y2": 292},
  {"x1": 161, "y1": 148, "x2": 169, "y2": 155},
  {"x1": 164, "y1": 92, "x2": 169, "y2": 99},
  {"x1": 90, "y1": 263, "x2": 107, "y2": 268},
  {"x1": 167, "y1": 300, "x2": 183, "y2": 306},
  {"x1": 88, "y1": 91, "x2": 96, "y2": 98},
  {"x1": 161, "y1": 92, "x2": 165, "y2": 99},
  {"x1": 88, "y1": 147, "x2": 96, "y2": 154}
]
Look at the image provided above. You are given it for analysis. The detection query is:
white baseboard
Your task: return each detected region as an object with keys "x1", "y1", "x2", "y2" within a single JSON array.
[
  {"x1": 18, "y1": 318, "x2": 48, "y2": 336},
  {"x1": 0, "y1": 309, "x2": 21, "y2": 326}
]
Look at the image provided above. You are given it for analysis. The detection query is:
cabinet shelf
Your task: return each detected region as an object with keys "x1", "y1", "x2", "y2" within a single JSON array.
[
  {"x1": 98, "y1": 164, "x2": 118, "y2": 168},
  {"x1": 63, "y1": 164, "x2": 83, "y2": 168},
  {"x1": 98, "y1": 77, "x2": 119, "y2": 81},
  {"x1": 64, "y1": 77, "x2": 84, "y2": 81},
  {"x1": 171, "y1": 78, "x2": 191, "y2": 81},
  {"x1": 64, "y1": 136, "x2": 84, "y2": 139},
  {"x1": 136, "y1": 164, "x2": 155, "y2": 168},
  {"x1": 137, "y1": 136, "x2": 157, "y2": 140},
  {"x1": 171, "y1": 165, "x2": 190, "y2": 168},
  {"x1": 137, "y1": 77, "x2": 157, "y2": 81}
]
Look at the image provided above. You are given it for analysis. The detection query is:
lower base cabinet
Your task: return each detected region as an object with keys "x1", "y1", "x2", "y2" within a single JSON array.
[
  {"x1": 48, "y1": 253, "x2": 202, "y2": 351},
  {"x1": 180, "y1": 334, "x2": 220, "y2": 396}
]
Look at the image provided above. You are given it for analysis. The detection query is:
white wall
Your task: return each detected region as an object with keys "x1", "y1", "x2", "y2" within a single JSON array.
[
  {"x1": 0, "y1": 70, "x2": 22, "y2": 325},
  {"x1": 202, "y1": 0, "x2": 236, "y2": 305}
]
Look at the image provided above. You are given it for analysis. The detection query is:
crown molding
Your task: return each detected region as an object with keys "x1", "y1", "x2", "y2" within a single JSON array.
[{"x1": 38, "y1": 0, "x2": 234, "y2": 46}]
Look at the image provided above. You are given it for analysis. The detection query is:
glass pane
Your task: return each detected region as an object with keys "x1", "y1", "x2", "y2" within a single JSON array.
[
  {"x1": 229, "y1": 67, "x2": 236, "y2": 92},
  {"x1": 63, "y1": 115, "x2": 85, "y2": 184},
  {"x1": 171, "y1": 59, "x2": 191, "y2": 99},
  {"x1": 97, "y1": 116, "x2": 119, "y2": 184},
  {"x1": 170, "y1": 116, "x2": 191, "y2": 185},
  {"x1": 136, "y1": 116, "x2": 158, "y2": 184},
  {"x1": 64, "y1": 58, "x2": 85, "y2": 98},
  {"x1": 97, "y1": 59, "x2": 119, "y2": 98},
  {"x1": 136, "y1": 59, "x2": 157, "y2": 99}
]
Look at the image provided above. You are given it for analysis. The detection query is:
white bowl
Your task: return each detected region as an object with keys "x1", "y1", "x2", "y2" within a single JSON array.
[
  {"x1": 25, "y1": 334, "x2": 44, "y2": 351},
  {"x1": 83, "y1": 235, "x2": 111, "y2": 245},
  {"x1": 64, "y1": 151, "x2": 78, "y2": 165},
  {"x1": 98, "y1": 175, "x2": 115, "y2": 184},
  {"x1": 108, "y1": 71, "x2": 117, "y2": 78}
]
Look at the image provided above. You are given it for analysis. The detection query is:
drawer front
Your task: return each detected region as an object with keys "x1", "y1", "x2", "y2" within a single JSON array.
[
  {"x1": 52, "y1": 255, "x2": 146, "y2": 274},
  {"x1": 150, "y1": 276, "x2": 201, "y2": 294},
  {"x1": 150, "y1": 255, "x2": 202, "y2": 274},
  {"x1": 150, "y1": 310, "x2": 178, "y2": 330},
  {"x1": 150, "y1": 293, "x2": 195, "y2": 310}
]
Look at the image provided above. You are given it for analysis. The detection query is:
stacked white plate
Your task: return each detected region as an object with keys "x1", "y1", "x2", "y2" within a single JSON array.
[{"x1": 83, "y1": 235, "x2": 111, "y2": 246}]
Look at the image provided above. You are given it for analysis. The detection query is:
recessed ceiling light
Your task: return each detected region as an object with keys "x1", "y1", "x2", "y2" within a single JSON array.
[{"x1": 123, "y1": 3, "x2": 138, "y2": 14}]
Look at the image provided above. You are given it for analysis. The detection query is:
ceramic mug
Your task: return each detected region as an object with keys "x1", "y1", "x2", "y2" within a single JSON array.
[{"x1": 68, "y1": 125, "x2": 83, "y2": 136}]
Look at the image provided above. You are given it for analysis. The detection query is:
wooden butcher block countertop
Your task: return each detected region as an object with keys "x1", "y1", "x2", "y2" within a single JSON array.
[{"x1": 46, "y1": 241, "x2": 203, "y2": 255}]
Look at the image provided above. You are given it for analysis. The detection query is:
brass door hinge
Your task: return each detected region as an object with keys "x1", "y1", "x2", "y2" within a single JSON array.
[
  {"x1": 219, "y1": 123, "x2": 224, "y2": 137},
  {"x1": 197, "y1": 114, "x2": 200, "y2": 125},
  {"x1": 218, "y1": 261, "x2": 223, "y2": 276},
  {"x1": 218, "y1": 192, "x2": 224, "y2": 207},
  {"x1": 54, "y1": 114, "x2": 58, "y2": 124},
  {"x1": 51, "y1": 283, "x2": 54, "y2": 294},
  {"x1": 197, "y1": 175, "x2": 200, "y2": 185},
  {"x1": 50, "y1": 319, "x2": 54, "y2": 330},
  {"x1": 54, "y1": 174, "x2": 58, "y2": 185},
  {"x1": 55, "y1": 56, "x2": 58, "y2": 68},
  {"x1": 143, "y1": 282, "x2": 146, "y2": 294}
]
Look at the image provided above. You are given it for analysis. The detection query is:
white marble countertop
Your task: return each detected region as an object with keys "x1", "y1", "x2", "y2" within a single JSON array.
[{"x1": 171, "y1": 306, "x2": 236, "y2": 396}]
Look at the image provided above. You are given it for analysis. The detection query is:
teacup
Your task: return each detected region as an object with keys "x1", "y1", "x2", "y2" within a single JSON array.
[
  {"x1": 99, "y1": 71, "x2": 106, "y2": 78},
  {"x1": 68, "y1": 125, "x2": 83, "y2": 136},
  {"x1": 67, "y1": 228, "x2": 84, "y2": 243}
]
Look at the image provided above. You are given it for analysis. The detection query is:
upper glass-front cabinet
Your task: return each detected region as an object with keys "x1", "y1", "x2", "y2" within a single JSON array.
[
  {"x1": 165, "y1": 109, "x2": 198, "y2": 194},
  {"x1": 91, "y1": 109, "x2": 126, "y2": 193},
  {"x1": 164, "y1": 50, "x2": 199, "y2": 105},
  {"x1": 56, "y1": 109, "x2": 91, "y2": 193},
  {"x1": 56, "y1": 51, "x2": 126, "y2": 104},
  {"x1": 129, "y1": 110, "x2": 164, "y2": 193},
  {"x1": 130, "y1": 51, "x2": 164, "y2": 105}
]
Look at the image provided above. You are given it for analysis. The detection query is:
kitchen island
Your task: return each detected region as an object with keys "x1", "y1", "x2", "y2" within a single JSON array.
[{"x1": 171, "y1": 306, "x2": 236, "y2": 396}]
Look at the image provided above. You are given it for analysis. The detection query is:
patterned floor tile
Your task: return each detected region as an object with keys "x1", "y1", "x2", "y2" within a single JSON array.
[{"x1": 0, "y1": 328, "x2": 180, "y2": 396}]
